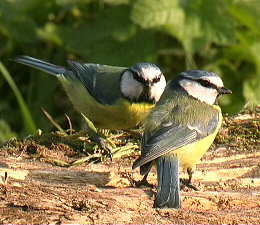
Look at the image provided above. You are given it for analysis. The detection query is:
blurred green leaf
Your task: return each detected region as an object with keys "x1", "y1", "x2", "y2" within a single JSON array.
[
  {"x1": 0, "y1": 120, "x2": 17, "y2": 141},
  {"x1": 229, "y1": 0, "x2": 260, "y2": 35},
  {"x1": 0, "y1": 61, "x2": 37, "y2": 135},
  {"x1": 37, "y1": 22, "x2": 63, "y2": 45},
  {"x1": 243, "y1": 74, "x2": 260, "y2": 105},
  {"x1": 251, "y1": 42, "x2": 260, "y2": 74},
  {"x1": 131, "y1": 0, "x2": 185, "y2": 37},
  {"x1": 58, "y1": 6, "x2": 156, "y2": 65},
  {"x1": 103, "y1": 0, "x2": 130, "y2": 5},
  {"x1": 242, "y1": 42, "x2": 260, "y2": 105},
  {"x1": 182, "y1": 0, "x2": 235, "y2": 51},
  {"x1": 0, "y1": 0, "x2": 37, "y2": 44},
  {"x1": 131, "y1": 0, "x2": 235, "y2": 52}
]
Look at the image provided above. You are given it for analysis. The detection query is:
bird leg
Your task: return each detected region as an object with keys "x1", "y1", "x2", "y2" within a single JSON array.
[
  {"x1": 89, "y1": 133, "x2": 113, "y2": 159},
  {"x1": 133, "y1": 173, "x2": 155, "y2": 188},
  {"x1": 81, "y1": 113, "x2": 112, "y2": 159},
  {"x1": 180, "y1": 168, "x2": 198, "y2": 191}
]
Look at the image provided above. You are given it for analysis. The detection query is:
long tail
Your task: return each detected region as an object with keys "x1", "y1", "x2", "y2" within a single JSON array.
[
  {"x1": 155, "y1": 156, "x2": 180, "y2": 208},
  {"x1": 11, "y1": 55, "x2": 67, "y2": 76}
]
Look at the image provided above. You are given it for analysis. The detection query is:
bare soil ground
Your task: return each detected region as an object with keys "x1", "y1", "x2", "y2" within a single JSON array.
[{"x1": 0, "y1": 107, "x2": 259, "y2": 224}]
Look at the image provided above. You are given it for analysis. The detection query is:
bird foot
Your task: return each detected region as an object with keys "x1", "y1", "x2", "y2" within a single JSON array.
[
  {"x1": 131, "y1": 174, "x2": 155, "y2": 188},
  {"x1": 180, "y1": 178, "x2": 198, "y2": 191},
  {"x1": 97, "y1": 137, "x2": 113, "y2": 160},
  {"x1": 134, "y1": 179, "x2": 155, "y2": 188}
]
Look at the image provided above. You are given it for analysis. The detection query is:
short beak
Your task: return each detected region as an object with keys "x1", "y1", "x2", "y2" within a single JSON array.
[
  {"x1": 144, "y1": 81, "x2": 152, "y2": 87},
  {"x1": 139, "y1": 85, "x2": 152, "y2": 102},
  {"x1": 218, "y1": 87, "x2": 232, "y2": 95}
]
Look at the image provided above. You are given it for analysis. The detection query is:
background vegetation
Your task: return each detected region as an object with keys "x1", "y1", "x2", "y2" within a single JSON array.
[{"x1": 0, "y1": 0, "x2": 259, "y2": 141}]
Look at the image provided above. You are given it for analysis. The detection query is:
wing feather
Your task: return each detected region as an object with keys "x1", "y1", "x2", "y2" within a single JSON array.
[
  {"x1": 67, "y1": 60, "x2": 125, "y2": 105},
  {"x1": 133, "y1": 124, "x2": 198, "y2": 168},
  {"x1": 133, "y1": 105, "x2": 219, "y2": 169}
]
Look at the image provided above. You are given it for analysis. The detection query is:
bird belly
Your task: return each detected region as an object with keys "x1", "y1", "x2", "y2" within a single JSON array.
[
  {"x1": 89, "y1": 100, "x2": 154, "y2": 130},
  {"x1": 170, "y1": 109, "x2": 222, "y2": 170},
  {"x1": 60, "y1": 78, "x2": 154, "y2": 130},
  {"x1": 172, "y1": 132, "x2": 218, "y2": 170}
]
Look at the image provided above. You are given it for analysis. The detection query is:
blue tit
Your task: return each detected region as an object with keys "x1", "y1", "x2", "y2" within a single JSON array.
[
  {"x1": 11, "y1": 55, "x2": 166, "y2": 130},
  {"x1": 132, "y1": 70, "x2": 232, "y2": 208}
]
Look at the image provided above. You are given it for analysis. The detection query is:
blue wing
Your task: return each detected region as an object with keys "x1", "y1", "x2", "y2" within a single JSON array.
[
  {"x1": 132, "y1": 107, "x2": 219, "y2": 169},
  {"x1": 67, "y1": 60, "x2": 126, "y2": 105}
]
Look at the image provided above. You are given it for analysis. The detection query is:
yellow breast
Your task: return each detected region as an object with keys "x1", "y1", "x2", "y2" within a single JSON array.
[
  {"x1": 59, "y1": 78, "x2": 155, "y2": 130},
  {"x1": 171, "y1": 106, "x2": 222, "y2": 169},
  {"x1": 91, "y1": 99, "x2": 154, "y2": 130}
]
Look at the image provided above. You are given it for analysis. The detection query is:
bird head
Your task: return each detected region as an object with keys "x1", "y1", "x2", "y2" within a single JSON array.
[
  {"x1": 120, "y1": 63, "x2": 166, "y2": 103},
  {"x1": 177, "y1": 70, "x2": 232, "y2": 105}
]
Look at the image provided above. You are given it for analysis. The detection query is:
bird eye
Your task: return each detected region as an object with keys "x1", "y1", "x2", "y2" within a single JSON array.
[
  {"x1": 199, "y1": 80, "x2": 211, "y2": 87},
  {"x1": 152, "y1": 75, "x2": 161, "y2": 83}
]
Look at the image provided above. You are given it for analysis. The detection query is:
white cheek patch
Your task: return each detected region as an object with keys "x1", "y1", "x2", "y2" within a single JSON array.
[
  {"x1": 150, "y1": 75, "x2": 166, "y2": 102},
  {"x1": 120, "y1": 70, "x2": 143, "y2": 100},
  {"x1": 121, "y1": 70, "x2": 166, "y2": 102},
  {"x1": 179, "y1": 79, "x2": 218, "y2": 105}
]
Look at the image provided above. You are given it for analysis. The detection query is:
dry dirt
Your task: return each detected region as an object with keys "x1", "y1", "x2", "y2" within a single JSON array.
[{"x1": 0, "y1": 109, "x2": 259, "y2": 224}]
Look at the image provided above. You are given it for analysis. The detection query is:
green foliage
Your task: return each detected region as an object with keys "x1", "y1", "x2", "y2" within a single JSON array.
[
  {"x1": 0, "y1": 120, "x2": 17, "y2": 141},
  {"x1": 0, "y1": 0, "x2": 259, "y2": 140},
  {"x1": 0, "y1": 61, "x2": 37, "y2": 135},
  {"x1": 132, "y1": 0, "x2": 235, "y2": 52}
]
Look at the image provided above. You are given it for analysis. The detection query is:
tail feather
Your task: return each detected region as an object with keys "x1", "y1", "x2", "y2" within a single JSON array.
[
  {"x1": 11, "y1": 55, "x2": 67, "y2": 76},
  {"x1": 155, "y1": 156, "x2": 180, "y2": 208}
]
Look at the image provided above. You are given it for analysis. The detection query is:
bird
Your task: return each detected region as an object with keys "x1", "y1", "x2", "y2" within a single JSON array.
[
  {"x1": 11, "y1": 55, "x2": 166, "y2": 152},
  {"x1": 132, "y1": 69, "x2": 232, "y2": 208}
]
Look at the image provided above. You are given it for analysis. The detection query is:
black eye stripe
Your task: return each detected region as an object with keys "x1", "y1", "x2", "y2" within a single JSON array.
[
  {"x1": 198, "y1": 79, "x2": 218, "y2": 89},
  {"x1": 181, "y1": 77, "x2": 218, "y2": 89},
  {"x1": 132, "y1": 70, "x2": 161, "y2": 84},
  {"x1": 152, "y1": 74, "x2": 161, "y2": 83},
  {"x1": 131, "y1": 71, "x2": 146, "y2": 84},
  {"x1": 199, "y1": 80, "x2": 211, "y2": 87}
]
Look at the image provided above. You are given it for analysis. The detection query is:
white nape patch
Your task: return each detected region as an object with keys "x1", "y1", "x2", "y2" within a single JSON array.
[
  {"x1": 120, "y1": 70, "x2": 143, "y2": 100},
  {"x1": 150, "y1": 74, "x2": 166, "y2": 102},
  {"x1": 179, "y1": 79, "x2": 218, "y2": 105},
  {"x1": 142, "y1": 67, "x2": 162, "y2": 81}
]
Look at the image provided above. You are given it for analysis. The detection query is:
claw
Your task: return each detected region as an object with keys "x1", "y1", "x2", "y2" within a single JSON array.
[
  {"x1": 180, "y1": 168, "x2": 198, "y2": 191},
  {"x1": 180, "y1": 178, "x2": 198, "y2": 191},
  {"x1": 133, "y1": 174, "x2": 155, "y2": 188},
  {"x1": 81, "y1": 113, "x2": 112, "y2": 159},
  {"x1": 96, "y1": 136, "x2": 113, "y2": 160}
]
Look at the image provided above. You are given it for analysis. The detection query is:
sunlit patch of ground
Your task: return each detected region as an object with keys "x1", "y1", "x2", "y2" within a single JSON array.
[{"x1": 0, "y1": 107, "x2": 259, "y2": 224}]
